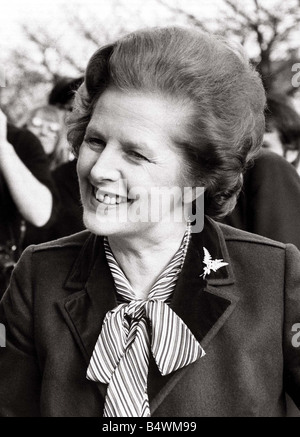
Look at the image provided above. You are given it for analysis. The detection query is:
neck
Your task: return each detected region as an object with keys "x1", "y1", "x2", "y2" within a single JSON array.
[{"x1": 108, "y1": 221, "x2": 188, "y2": 299}]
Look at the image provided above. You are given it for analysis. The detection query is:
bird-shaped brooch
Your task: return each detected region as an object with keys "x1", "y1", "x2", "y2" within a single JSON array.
[{"x1": 200, "y1": 247, "x2": 229, "y2": 279}]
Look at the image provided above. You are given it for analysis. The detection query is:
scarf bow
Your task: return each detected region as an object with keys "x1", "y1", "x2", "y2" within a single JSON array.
[{"x1": 87, "y1": 297, "x2": 205, "y2": 416}]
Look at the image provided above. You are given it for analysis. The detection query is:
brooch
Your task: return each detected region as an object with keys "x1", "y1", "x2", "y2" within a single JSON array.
[{"x1": 200, "y1": 247, "x2": 228, "y2": 279}]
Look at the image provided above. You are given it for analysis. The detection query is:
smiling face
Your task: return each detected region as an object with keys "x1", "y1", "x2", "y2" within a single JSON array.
[{"x1": 77, "y1": 87, "x2": 194, "y2": 239}]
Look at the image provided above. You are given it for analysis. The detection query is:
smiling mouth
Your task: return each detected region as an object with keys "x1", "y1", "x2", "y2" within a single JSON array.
[{"x1": 93, "y1": 187, "x2": 132, "y2": 205}]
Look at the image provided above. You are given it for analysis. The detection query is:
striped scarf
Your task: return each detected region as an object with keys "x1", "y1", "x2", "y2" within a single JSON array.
[{"x1": 86, "y1": 224, "x2": 205, "y2": 417}]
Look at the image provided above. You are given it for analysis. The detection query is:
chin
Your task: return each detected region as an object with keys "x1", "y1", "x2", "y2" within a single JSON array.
[
  {"x1": 82, "y1": 209, "x2": 126, "y2": 237},
  {"x1": 82, "y1": 211, "x2": 106, "y2": 236}
]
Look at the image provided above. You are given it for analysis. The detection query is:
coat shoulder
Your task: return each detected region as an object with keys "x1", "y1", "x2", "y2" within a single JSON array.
[
  {"x1": 218, "y1": 222, "x2": 286, "y2": 250},
  {"x1": 29, "y1": 230, "x2": 91, "y2": 254},
  {"x1": 19, "y1": 231, "x2": 96, "y2": 291}
]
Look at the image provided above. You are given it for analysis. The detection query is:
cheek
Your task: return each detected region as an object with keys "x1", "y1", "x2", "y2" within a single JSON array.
[
  {"x1": 285, "y1": 150, "x2": 299, "y2": 164},
  {"x1": 152, "y1": 155, "x2": 185, "y2": 187},
  {"x1": 272, "y1": 143, "x2": 284, "y2": 156},
  {"x1": 46, "y1": 138, "x2": 57, "y2": 151},
  {"x1": 28, "y1": 126, "x2": 40, "y2": 138},
  {"x1": 77, "y1": 146, "x2": 97, "y2": 179}
]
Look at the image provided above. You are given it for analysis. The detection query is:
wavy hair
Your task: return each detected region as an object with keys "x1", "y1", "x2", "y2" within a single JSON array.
[{"x1": 67, "y1": 26, "x2": 266, "y2": 218}]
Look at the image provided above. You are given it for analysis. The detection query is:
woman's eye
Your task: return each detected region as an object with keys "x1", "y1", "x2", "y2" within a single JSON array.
[
  {"x1": 128, "y1": 151, "x2": 150, "y2": 162},
  {"x1": 85, "y1": 138, "x2": 106, "y2": 150}
]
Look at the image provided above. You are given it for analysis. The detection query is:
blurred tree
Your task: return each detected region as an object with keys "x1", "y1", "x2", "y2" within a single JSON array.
[
  {"x1": 158, "y1": 0, "x2": 300, "y2": 96},
  {"x1": 1, "y1": 0, "x2": 135, "y2": 122},
  {"x1": 1, "y1": 0, "x2": 299, "y2": 122},
  {"x1": 1, "y1": 20, "x2": 88, "y2": 122}
]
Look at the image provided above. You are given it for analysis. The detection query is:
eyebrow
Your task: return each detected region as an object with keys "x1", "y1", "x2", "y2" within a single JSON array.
[{"x1": 85, "y1": 126, "x2": 106, "y2": 139}]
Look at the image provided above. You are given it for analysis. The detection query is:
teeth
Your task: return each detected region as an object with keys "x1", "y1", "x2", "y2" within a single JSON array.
[{"x1": 94, "y1": 188, "x2": 128, "y2": 205}]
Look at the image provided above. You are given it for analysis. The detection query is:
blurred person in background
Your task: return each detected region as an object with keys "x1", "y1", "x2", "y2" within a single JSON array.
[
  {"x1": 48, "y1": 76, "x2": 84, "y2": 112},
  {"x1": 222, "y1": 93, "x2": 300, "y2": 249},
  {"x1": 25, "y1": 105, "x2": 69, "y2": 170},
  {"x1": 263, "y1": 93, "x2": 300, "y2": 175},
  {"x1": 47, "y1": 76, "x2": 85, "y2": 239},
  {"x1": 21, "y1": 104, "x2": 68, "y2": 246},
  {"x1": 221, "y1": 148, "x2": 300, "y2": 250},
  {"x1": 23, "y1": 79, "x2": 85, "y2": 244},
  {"x1": 0, "y1": 108, "x2": 58, "y2": 297}
]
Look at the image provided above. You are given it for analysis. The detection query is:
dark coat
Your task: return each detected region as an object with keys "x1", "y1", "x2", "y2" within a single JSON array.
[
  {"x1": 0, "y1": 218, "x2": 300, "y2": 417},
  {"x1": 222, "y1": 149, "x2": 300, "y2": 250}
]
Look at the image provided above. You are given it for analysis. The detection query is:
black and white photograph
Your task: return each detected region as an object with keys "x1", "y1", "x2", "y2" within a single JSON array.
[{"x1": 0, "y1": 0, "x2": 300, "y2": 420}]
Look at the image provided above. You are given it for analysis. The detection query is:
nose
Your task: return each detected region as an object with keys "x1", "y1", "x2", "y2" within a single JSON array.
[
  {"x1": 89, "y1": 142, "x2": 121, "y2": 183},
  {"x1": 40, "y1": 123, "x2": 51, "y2": 136}
]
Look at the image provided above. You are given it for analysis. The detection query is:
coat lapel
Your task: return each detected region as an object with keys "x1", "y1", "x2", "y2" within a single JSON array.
[
  {"x1": 171, "y1": 216, "x2": 239, "y2": 349},
  {"x1": 149, "y1": 217, "x2": 240, "y2": 414},
  {"x1": 58, "y1": 218, "x2": 240, "y2": 413},
  {"x1": 57, "y1": 233, "x2": 117, "y2": 398}
]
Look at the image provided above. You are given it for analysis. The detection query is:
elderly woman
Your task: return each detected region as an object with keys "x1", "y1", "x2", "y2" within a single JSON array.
[{"x1": 0, "y1": 27, "x2": 299, "y2": 417}]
